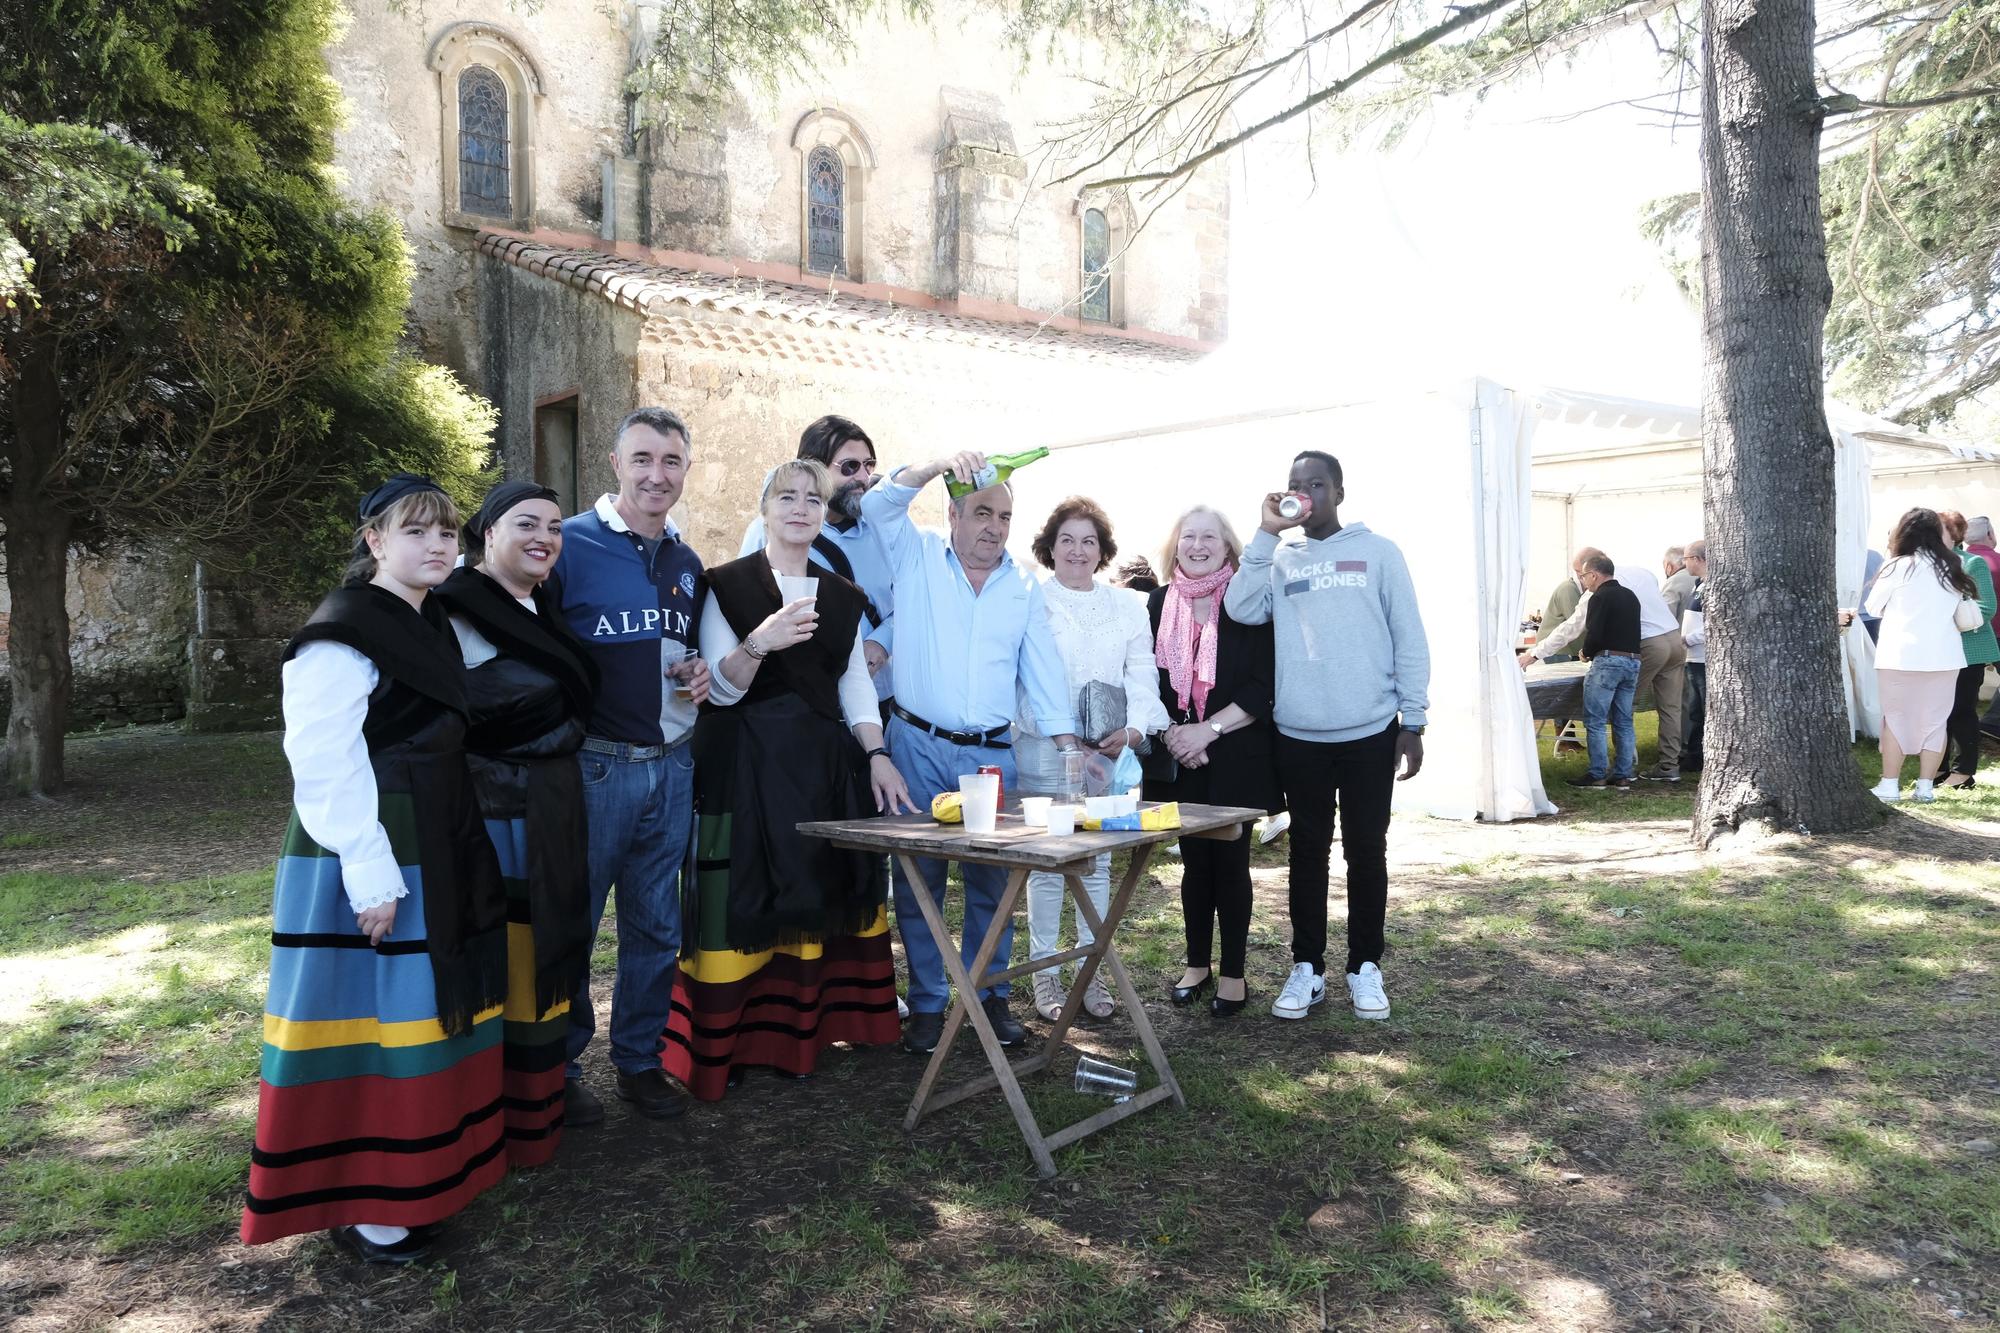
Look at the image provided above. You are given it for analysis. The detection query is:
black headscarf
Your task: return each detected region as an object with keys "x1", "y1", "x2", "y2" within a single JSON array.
[
  {"x1": 466, "y1": 481, "x2": 559, "y2": 564},
  {"x1": 359, "y1": 473, "x2": 447, "y2": 521}
]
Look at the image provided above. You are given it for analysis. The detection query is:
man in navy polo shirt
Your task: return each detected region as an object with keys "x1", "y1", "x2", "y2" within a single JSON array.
[{"x1": 546, "y1": 407, "x2": 710, "y2": 1123}]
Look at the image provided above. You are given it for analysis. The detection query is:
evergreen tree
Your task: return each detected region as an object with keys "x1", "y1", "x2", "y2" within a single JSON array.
[{"x1": 0, "y1": 0, "x2": 491, "y2": 794}]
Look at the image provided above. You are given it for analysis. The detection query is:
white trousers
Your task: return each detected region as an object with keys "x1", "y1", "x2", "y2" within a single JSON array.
[{"x1": 1027, "y1": 853, "x2": 1110, "y2": 972}]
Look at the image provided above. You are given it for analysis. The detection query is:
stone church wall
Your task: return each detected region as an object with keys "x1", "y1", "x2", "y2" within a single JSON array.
[{"x1": 0, "y1": 548, "x2": 195, "y2": 733}]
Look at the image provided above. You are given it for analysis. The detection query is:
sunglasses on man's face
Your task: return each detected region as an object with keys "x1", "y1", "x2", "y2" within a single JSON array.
[{"x1": 834, "y1": 457, "x2": 876, "y2": 478}]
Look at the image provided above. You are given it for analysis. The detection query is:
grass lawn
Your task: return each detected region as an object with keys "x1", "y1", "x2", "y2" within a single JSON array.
[{"x1": 2, "y1": 724, "x2": 1996, "y2": 1331}]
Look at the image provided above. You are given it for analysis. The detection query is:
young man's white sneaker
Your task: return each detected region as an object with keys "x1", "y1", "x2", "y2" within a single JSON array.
[
  {"x1": 1257, "y1": 810, "x2": 1291, "y2": 845},
  {"x1": 1346, "y1": 962, "x2": 1391, "y2": 1021},
  {"x1": 1270, "y1": 962, "x2": 1325, "y2": 1019},
  {"x1": 1871, "y1": 778, "x2": 1902, "y2": 804}
]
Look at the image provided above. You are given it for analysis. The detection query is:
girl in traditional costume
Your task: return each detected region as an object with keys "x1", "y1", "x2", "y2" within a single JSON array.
[
  {"x1": 661, "y1": 459, "x2": 914, "y2": 1098},
  {"x1": 241, "y1": 476, "x2": 510, "y2": 1263},
  {"x1": 434, "y1": 481, "x2": 600, "y2": 1153}
]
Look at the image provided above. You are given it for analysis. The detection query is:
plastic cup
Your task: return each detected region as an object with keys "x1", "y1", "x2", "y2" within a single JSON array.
[
  {"x1": 1045, "y1": 805, "x2": 1076, "y2": 836},
  {"x1": 1061, "y1": 749, "x2": 1088, "y2": 801},
  {"x1": 1084, "y1": 795, "x2": 1115, "y2": 822},
  {"x1": 1021, "y1": 796, "x2": 1052, "y2": 827},
  {"x1": 1111, "y1": 792, "x2": 1139, "y2": 816},
  {"x1": 775, "y1": 574, "x2": 820, "y2": 604},
  {"x1": 959, "y1": 772, "x2": 1000, "y2": 834},
  {"x1": 667, "y1": 647, "x2": 700, "y2": 700},
  {"x1": 1074, "y1": 1054, "x2": 1139, "y2": 1098}
]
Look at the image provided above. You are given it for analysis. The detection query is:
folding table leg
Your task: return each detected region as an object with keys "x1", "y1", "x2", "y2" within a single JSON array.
[
  {"x1": 1063, "y1": 847, "x2": 1186, "y2": 1110},
  {"x1": 895, "y1": 856, "x2": 1055, "y2": 1176}
]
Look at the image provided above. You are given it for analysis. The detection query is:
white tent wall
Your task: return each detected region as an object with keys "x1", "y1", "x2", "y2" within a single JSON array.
[{"x1": 1005, "y1": 380, "x2": 1556, "y2": 824}]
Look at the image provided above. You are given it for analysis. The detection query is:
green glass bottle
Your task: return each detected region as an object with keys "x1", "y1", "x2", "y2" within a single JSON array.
[{"x1": 945, "y1": 447, "x2": 1050, "y2": 499}]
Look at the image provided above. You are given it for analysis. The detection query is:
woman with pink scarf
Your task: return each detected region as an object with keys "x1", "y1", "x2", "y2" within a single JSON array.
[{"x1": 1145, "y1": 506, "x2": 1281, "y2": 1017}]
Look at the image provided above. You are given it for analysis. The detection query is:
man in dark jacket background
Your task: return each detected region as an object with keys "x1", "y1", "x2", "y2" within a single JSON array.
[{"x1": 1570, "y1": 554, "x2": 1642, "y2": 790}]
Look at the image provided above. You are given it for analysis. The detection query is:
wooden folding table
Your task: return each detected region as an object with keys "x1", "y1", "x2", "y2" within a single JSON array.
[{"x1": 796, "y1": 802, "x2": 1264, "y2": 1177}]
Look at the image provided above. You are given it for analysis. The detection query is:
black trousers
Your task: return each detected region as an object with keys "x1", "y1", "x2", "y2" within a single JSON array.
[
  {"x1": 1682, "y1": 662, "x2": 1708, "y2": 773},
  {"x1": 1179, "y1": 826, "x2": 1253, "y2": 978},
  {"x1": 1277, "y1": 723, "x2": 1397, "y2": 977},
  {"x1": 1944, "y1": 662, "x2": 1986, "y2": 776}
]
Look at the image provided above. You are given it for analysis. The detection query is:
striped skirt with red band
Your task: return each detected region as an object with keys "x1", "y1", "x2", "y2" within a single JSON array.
[{"x1": 240, "y1": 804, "x2": 512, "y2": 1244}]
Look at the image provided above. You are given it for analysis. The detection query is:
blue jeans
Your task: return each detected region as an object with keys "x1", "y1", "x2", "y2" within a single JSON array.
[
  {"x1": 566, "y1": 740, "x2": 694, "y2": 1077},
  {"x1": 1582, "y1": 656, "x2": 1640, "y2": 780},
  {"x1": 887, "y1": 714, "x2": 1018, "y2": 1014}
]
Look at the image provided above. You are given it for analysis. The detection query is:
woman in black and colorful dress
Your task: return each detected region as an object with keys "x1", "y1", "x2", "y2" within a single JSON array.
[
  {"x1": 242, "y1": 476, "x2": 510, "y2": 1263},
  {"x1": 661, "y1": 459, "x2": 915, "y2": 1099},
  {"x1": 434, "y1": 480, "x2": 599, "y2": 1154}
]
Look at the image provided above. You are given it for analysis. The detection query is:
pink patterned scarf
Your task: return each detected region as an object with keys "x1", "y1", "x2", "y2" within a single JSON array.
[{"x1": 1156, "y1": 564, "x2": 1234, "y2": 720}]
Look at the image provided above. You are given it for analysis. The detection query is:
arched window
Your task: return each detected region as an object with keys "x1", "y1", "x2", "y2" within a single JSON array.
[
  {"x1": 1081, "y1": 207, "x2": 1112, "y2": 322},
  {"x1": 458, "y1": 66, "x2": 511, "y2": 218},
  {"x1": 428, "y1": 22, "x2": 543, "y2": 229},
  {"x1": 807, "y1": 146, "x2": 847, "y2": 277}
]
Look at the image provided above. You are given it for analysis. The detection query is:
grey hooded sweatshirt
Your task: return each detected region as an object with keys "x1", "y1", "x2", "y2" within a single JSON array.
[{"x1": 1223, "y1": 523, "x2": 1430, "y2": 743}]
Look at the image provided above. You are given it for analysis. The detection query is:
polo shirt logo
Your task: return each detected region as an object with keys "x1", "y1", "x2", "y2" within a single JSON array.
[{"x1": 595, "y1": 608, "x2": 663, "y2": 636}]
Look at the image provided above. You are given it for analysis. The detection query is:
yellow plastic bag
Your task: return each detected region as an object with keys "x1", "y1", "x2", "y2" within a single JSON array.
[
  {"x1": 1081, "y1": 802, "x2": 1181, "y2": 832},
  {"x1": 931, "y1": 792, "x2": 964, "y2": 824}
]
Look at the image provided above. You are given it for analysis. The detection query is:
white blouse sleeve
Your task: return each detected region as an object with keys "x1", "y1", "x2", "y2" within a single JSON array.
[
  {"x1": 281, "y1": 641, "x2": 407, "y2": 914},
  {"x1": 698, "y1": 595, "x2": 748, "y2": 708},
  {"x1": 450, "y1": 614, "x2": 499, "y2": 669},
  {"x1": 839, "y1": 631, "x2": 877, "y2": 732},
  {"x1": 1863, "y1": 558, "x2": 1904, "y2": 617},
  {"x1": 1120, "y1": 595, "x2": 1171, "y2": 735}
]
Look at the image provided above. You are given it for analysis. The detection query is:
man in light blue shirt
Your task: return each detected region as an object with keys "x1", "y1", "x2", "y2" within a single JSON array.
[
  {"x1": 863, "y1": 450, "x2": 1078, "y2": 1054},
  {"x1": 738, "y1": 415, "x2": 896, "y2": 707}
]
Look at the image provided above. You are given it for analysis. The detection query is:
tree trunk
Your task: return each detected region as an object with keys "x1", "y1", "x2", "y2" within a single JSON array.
[
  {"x1": 3, "y1": 343, "x2": 73, "y2": 796},
  {"x1": 1694, "y1": 0, "x2": 1879, "y2": 842}
]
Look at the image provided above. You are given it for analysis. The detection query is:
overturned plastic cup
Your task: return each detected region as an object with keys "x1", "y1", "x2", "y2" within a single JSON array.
[
  {"x1": 1044, "y1": 804, "x2": 1076, "y2": 836},
  {"x1": 1084, "y1": 795, "x2": 1115, "y2": 822},
  {"x1": 958, "y1": 772, "x2": 1000, "y2": 834},
  {"x1": 1111, "y1": 792, "x2": 1139, "y2": 816},
  {"x1": 1074, "y1": 1054, "x2": 1139, "y2": 1099},
  {"x1": 1021, "y1": 796, "x2": 1052, "y2": 827}
]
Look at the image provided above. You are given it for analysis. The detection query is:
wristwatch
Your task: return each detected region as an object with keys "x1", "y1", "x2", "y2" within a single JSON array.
[
  {"x1": 1209, "y1": 721, "x2": 1225, "y2": 736},
  {"x1": 1403, "y1": 726, "x2": 1426, "y2": 736},
  {"x1": 865, "y1": 747, "x2": 889, "y2": 760}
]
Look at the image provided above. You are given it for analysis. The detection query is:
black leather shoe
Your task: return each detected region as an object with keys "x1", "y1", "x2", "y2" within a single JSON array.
[
  {"x1": 614, "y1": 1068, "x2": 688, "y2": 1120},
  {"x1": 982, "y1": 996, "x2": 1026, "y2": 1047},
  {"x1": 1210, "y1": 986, "x2": 1249, "y2": 1018},
  {"x1": 1170, "y1": 971, "x2": 1213, "y2": 1006},
  {"x1": 903, "y1": 1010, "x2": 945, "y2": 1055},
  {"x1": 564, "y1": 1077, "x2": 604, "y2": 1127},
  {"x1": 331, "y1": 1225, "x2": 433, "y2": 1265}
]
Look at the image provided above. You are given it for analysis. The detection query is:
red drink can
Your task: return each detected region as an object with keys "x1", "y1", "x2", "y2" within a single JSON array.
[{"x1": 978, "y1": 764, "x2": 1004, "y2": 804}]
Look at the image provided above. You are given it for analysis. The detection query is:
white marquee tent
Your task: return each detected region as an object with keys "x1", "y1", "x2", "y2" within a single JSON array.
[{"x1": 1006, "y1": 375, "x2": 1989, "y2": 823}]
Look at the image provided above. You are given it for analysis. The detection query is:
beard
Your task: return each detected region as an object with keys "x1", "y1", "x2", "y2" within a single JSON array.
[{"x1": 830, "y1": 480, "x2": 867, "y2": 523}]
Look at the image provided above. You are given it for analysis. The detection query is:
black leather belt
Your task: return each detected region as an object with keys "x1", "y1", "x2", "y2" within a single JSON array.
[
  {"x1": 891, "y1": 703, "x2": 1011, "y2": 749},
  {"x1": 1595, "y1": 650, "x2": 1641, "y2": 660}
]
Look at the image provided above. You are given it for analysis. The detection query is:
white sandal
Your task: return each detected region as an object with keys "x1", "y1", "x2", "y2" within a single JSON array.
[
  {"x1": 1083, "y1": 976, "x2": 1116, "y2": 1021},
  {"x1": 1032, "y1": 971, "x2": 1065, "y2": 1022}
]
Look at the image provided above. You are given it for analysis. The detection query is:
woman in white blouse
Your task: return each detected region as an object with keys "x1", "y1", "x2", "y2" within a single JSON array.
[
  {"x1": 1016, "y1": 497, "x2": 1171, "y2": 1023},
  {"x1": 1864, "y1": 507, "x2": 1977, "y2": 803},
  {"x1": 661, "y1": 460, "x2": 915, "y2": 1099},
  {"x1": 243, "y1": 476, "x2": 509, "y2": 1264}
]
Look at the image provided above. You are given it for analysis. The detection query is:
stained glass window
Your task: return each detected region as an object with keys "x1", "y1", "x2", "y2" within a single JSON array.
[
  {"x1": 1082, "y1": 207, "x2": 1111, "y2": 322},
  {"x1": 807, "y1": 147, "x2": 846, "y2": 276},
  {"x1": 458, "y1": 66, "x2": 510, "y2": 217}
]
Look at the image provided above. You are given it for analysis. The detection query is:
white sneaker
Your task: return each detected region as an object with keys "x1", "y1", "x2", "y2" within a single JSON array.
[
  {"x1": 1913, "y1": 779, "x2": 1936, "y2": 804},
  {"x1": 896, "y1": 993, "x2": 909, "y2": 1020},
  {"x1": 1871, "y1": 778, "x2": 1902, "y2": 804},
  {"x1": 1347, "y1": 962, "x2": 1391, "y2": 1021},
  {"x1": 1270, "y1": 962, "x2": 1325, "y2": 1019},
  {"x1": 1257, "y1": 810, "x2": 1291, "y2": 845}
]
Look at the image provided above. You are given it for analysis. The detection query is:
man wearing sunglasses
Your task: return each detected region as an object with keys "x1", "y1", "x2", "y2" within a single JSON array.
[{"x1": 739, "y1": 415, "x2": 897, "y2": 708}]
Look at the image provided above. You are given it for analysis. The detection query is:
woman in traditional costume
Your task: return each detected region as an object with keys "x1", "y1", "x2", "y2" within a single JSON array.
[
  {"x1": 433, "y1": 481, "x2": 599, "y2": 1154},
  {"x1": 241, "y1": 476, "x2": 510, "y2": 1263},
  {"x1": 661, "y1": 459, "x2": 914, "y2": 1099}
]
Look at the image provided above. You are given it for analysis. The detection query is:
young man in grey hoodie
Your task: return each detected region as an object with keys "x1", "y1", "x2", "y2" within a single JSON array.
[{"x1": 1224, "y1": 450, "x2": 1429, "y2": 1023}]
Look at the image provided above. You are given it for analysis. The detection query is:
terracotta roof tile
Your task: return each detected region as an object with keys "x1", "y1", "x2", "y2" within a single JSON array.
[{"x1": 477, "y1": 232, "x2": 1200, "y2": 370}]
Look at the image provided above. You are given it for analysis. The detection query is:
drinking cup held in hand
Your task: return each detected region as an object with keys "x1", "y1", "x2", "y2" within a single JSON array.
[
  {"x1": 668, "y1": 647, "x2": 700, "y2": 700},
  {"x1": 958, "y1": 773, "x2": 1000, "y2": 834}
]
